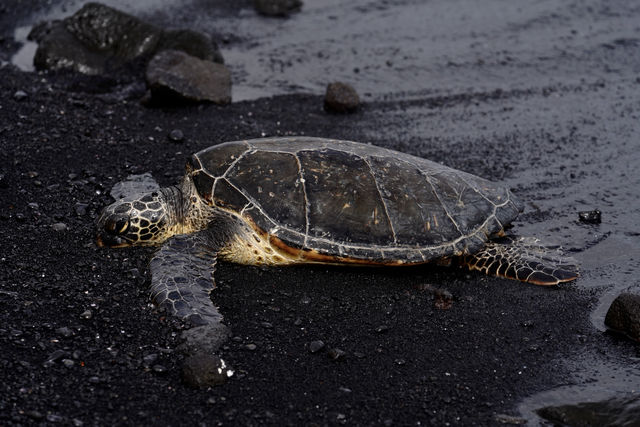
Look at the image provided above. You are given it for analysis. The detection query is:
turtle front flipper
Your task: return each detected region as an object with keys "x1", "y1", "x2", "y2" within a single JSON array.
[
  {"x1": 462, "y1": 236, "x2": 578, "y2": 285},
  {"x1": 149, "y1": 230, "x2": 230, "y2": 353}
]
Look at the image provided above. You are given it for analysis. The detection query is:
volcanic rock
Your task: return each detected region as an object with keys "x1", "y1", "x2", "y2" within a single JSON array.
[
  {"x1": 605, "y1": 291, "x2": 640, "y2": 341},
  {"x1": 324, "y1": 81, "x2": 360, "y2": 113},
  {"x1": 30, "y1": 3, "x2": 222, "y2": 76},
  {"x1": 145, "y1": 50, "x2": 231, "y2": 104}
]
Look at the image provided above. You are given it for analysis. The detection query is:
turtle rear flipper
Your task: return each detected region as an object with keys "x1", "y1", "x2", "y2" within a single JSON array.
[
  {"x1": 462, "y1": 236, "x2": 578, "y2": 285},
  {"x1": 149, "y1": 230, "x2": 231, "y2": 353}
]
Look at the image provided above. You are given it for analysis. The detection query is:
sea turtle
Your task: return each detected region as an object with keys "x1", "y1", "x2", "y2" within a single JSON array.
[{"x1": 96, "y1": 137, "x2": 577, "y2": 334}]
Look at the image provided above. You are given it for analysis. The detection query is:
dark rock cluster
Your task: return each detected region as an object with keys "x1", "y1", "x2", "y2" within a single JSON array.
[
  {"x1": 30, "y1": 2, "x2": 230, "y2": 104},
  {"x1": 27, "y1": 2, "x2": 361, "y2": 111}
]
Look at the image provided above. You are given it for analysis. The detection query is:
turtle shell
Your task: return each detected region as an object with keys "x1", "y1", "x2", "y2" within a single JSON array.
[{"x1": 187, "y1": 137, "x2": 522, "y2": 264}]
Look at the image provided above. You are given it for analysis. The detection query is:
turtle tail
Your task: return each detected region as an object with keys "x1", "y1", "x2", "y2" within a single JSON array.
[{"x1": 461, "y1": 236, "x2": 578, "y2": 285}]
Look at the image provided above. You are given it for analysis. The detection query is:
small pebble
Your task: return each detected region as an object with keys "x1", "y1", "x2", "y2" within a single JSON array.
[
  {"x1": 62, "y1": 359, "x2": 75, "y2": 368},
  {"x1": 578, "y1": 209, "x2": 601, "y2": 224},
  {"x1": 394, "y1": 358, "x2": 406, "y2": 365},
  {"x1": 375, "y1": 325, "x2": 390, "y2": 333},
  {"x1": 45, "y1": 349, "x2": 67, "y2": 364},
  {"x1": 51, "y1": 223, "x2": 68, "y2": 232},
  {"x1": 56, "y1": 326, "x2": 73, "y2": 337},
  {"x1": 308, "y1": 340, "x2": 325, "y2": 353},
  {"x1": 13, "y1": 90, "x2": 28, "y2": 101},
  {"x1": 80, "y1": 309, "x2": 92, "y2": 319},
  {"x1": 169, "y1": 129, "x2": 184, "y2": 142},
  {"x1": 245, "y1": 343, "x2": 257, "y2": 351},
  {"x1": 143, "y1": 353, "x2": 158, "y2": 365},
  {"x1": 152, "y1": 364, "x2": 167, "y2": 373},
  {"x1": 328, "y1": 348, "x2": 346, "y2": 360},
  {"x1": 46, "y1": 414, "x2": 63, "y2": 423},
  {"x1": 260, "y1": 321, "x2": 273, "y2": 329},
  {"x1": 75, "y1": 203, "x2": 88, "y2": 216}
]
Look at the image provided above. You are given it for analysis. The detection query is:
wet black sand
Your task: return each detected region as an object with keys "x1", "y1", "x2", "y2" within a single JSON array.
[{"x1": 2, "y1": 1, "x2": 640, "y2": 425}]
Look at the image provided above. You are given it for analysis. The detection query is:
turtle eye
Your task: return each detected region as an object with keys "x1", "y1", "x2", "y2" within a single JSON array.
[{"x1": 105, "y1": 215, "x2": 129, "y2": 235}]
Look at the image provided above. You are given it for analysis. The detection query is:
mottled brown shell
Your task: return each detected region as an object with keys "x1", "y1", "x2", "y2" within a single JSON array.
[{"x1": 186, "y1": 137, "x2": 522, "y2": 264}]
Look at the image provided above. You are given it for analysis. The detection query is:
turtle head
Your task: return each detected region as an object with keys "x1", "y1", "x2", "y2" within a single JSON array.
[{"x1": 96, "y1": 190, "x2": 176, "y2": 248}]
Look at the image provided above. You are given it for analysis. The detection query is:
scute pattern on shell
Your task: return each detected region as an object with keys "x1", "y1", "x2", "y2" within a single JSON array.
[{"x1": 188, "y1": 137, "x2": 522, "y2": 263}]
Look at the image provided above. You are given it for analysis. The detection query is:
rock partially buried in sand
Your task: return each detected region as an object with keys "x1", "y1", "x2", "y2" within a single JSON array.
[
  {"x1": 30, "y1": 2, "x2": 222, "y2": 75},
  {"x1": 254, "y1": 0, "x2": 303, "y2": 17},
  {"x1": 146, "y1": 50, "x2": 232, "y2": 104},
  {"x1": 324, "y1": 82, "x2": 360, "y2": 113},
  {"x1": 605, "y1": 291, "x2": 640, "y2": 341}
]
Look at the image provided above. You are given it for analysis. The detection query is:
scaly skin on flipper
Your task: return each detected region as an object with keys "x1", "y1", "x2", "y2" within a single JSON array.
[
  {"x1": 462, "y1": 236, "x2": 578, "y2": 285},
  {"x1": 149, "y1": 233, "x2": 223, "y2": 326},
  {"x1": 148, "y1": 214, "x2": 243, "y2": 351}
]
